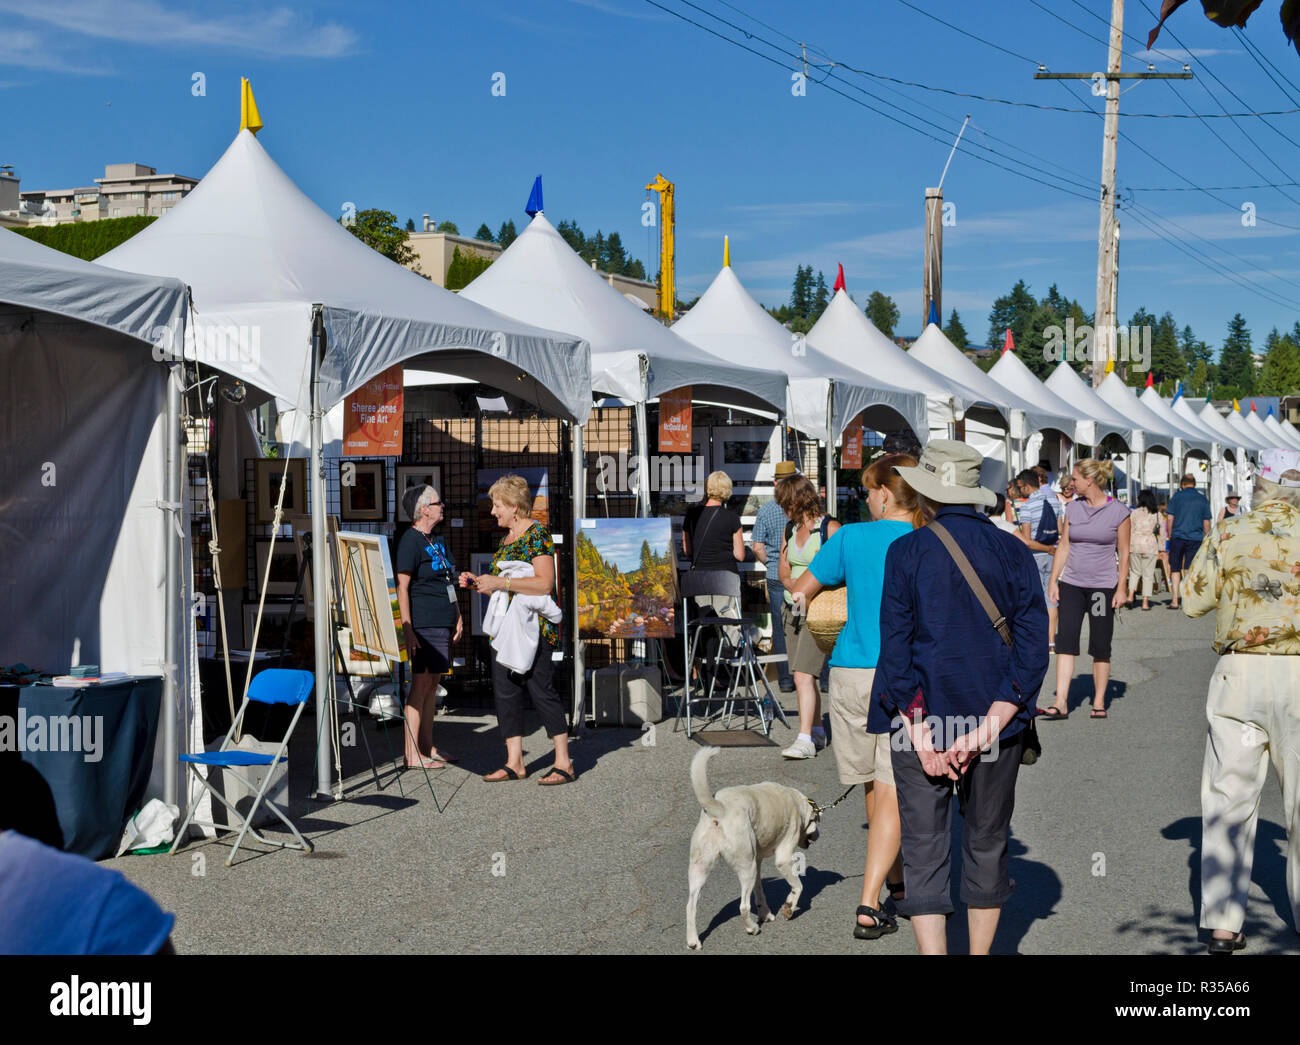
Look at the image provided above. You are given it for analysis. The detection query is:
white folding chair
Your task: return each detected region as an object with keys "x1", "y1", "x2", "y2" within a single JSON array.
[{"x1": 170, "y1": 668, "x2": 314, "y2": 866}]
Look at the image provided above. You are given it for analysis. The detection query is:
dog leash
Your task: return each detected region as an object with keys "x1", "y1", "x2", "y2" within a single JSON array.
[{"x1": 808, "y1": 784, "x2": 856, "y2": 822}]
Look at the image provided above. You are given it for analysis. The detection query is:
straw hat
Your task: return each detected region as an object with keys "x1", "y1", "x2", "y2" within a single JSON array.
[{"x1": 774, "y1": 460, "x2": 799, "y2": 480}]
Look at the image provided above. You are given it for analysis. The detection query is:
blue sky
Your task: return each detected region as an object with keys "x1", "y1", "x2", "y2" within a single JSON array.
[{"x1": 6, "y1": 0, "x2": 1300, "y2": 350}]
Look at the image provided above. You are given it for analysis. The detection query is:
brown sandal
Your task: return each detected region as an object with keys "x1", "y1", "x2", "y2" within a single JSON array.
[
  {"x1": 538, "y1": 764, "x2": 577, "y2": 786},
  {"x1": 483, "y1": 766, "x2": 526, "y2": 782}
]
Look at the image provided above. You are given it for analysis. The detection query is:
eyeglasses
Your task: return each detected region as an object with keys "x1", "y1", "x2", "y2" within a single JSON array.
[{"x1": 424, "y1": 499, "x2": 442, "y2": 508}]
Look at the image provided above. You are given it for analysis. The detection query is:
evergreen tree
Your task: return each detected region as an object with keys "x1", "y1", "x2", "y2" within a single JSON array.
[
  {"x1": 865, "y1": 290, "x2": 900, "y2": 338},
  {"x1": 605, "y1": 231, "x2": 628, "y2": 274},
  {"x1": 1189, "y1": 359, "x2": 1209, "y2": 397},
  {"x1": 444, "y1": 247, "x2": 493, "y2": 290},
  {"x1": 405, "y1": 217, "x2": 415, "y2": 232},
  {"x1": 435, "y1": 220, "x2": 459, "y2": 234},
  {"x1": 496, "y1": 220, "x2": 518, "y2": 248},
  {"x1": 1258, "y1": 329, "x2": 1300, "y2": 395},
  {"x1": 790, "y1": 265, "x2": 813, "y2": 319},
  {"x1": 475, "y1": 223, "x2": 494, "y2": 241},
  {"x1": 626, "y1": 258, "x2": 647, "y2": 280},
  {"x1": 944, "y1": 308, "x2": 969, "y2": 349},
  {"x1": 1217, "y1": 313, "x2": 1256, "y2": 396},
  {"x1": 811, "y1": 270, "x2": 830, "y2": 319},
  {"x1": 987, "y1": 279, "x2": 1037, "y2": 352},
  {"x1": 1148, "y1": 312, "x2": 1183, "y2": 385}
]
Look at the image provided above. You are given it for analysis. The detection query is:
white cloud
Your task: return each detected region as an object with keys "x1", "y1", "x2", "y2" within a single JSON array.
[
  {"x1": 563, "y1": 0, "x2": 661, "y2": 20},
  {"x1": 0, "y1": 1, "x2": 358, "y2": 58},
  {"x1": 0, "y1": 27, "x2": 113, "y2": 74}
]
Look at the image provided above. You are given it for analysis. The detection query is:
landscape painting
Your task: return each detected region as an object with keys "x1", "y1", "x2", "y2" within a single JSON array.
[{"x1": 576, "y1": 517, "x2": 676, "y2": 640}]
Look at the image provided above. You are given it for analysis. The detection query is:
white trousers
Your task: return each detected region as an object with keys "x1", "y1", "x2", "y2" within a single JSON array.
[{"x1": 1200, "y1": 653, "x2": 1300, "y2": 933}]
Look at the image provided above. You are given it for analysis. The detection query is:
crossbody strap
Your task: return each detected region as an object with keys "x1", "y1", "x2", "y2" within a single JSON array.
[{"x1": 929, "y1": 521, "x2": 1013, "y2": 648}]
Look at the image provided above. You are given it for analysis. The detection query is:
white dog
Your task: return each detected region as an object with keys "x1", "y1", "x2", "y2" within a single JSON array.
[{"x1": 685, "y1": 746, "x2": 820, "y2": 950}]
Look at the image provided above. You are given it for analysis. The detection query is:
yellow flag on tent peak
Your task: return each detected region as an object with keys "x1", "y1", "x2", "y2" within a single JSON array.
[
  {"x1": 1104, "y1": 356, "x2": 1115, "y2": 374},
  {"x1": 240, "y1": 78, "x2": 263, "y2": 135},
  {"x1": 723, "y1": 236, "x2": 730, "y2": 268},
  {"x1": 1233, "y1": 398, "x2": 1241, "y2": 413}
]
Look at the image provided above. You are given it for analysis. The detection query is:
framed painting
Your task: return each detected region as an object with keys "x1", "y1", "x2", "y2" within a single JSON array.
[
  {"x1": 469, "y1": 552, "x2": 495, "y2": 636},
  {"x1": 254, "y1": 458, "x2": 307, "y2": 525},
  {"x1": 254, "y1": 538, "x2": 300, "y2": 597},
  {"x1": 339, "y1": 459, "x2": 386, "y2": 522},
  {"x1": 711, "y1": 425, "x2": 780, "y2": 486},
  {"x1": 334, "y1": 530, "x2": 406, "y2": 663},
  {"x1": 396, "y1": 464, "x2": 442, "y2": 522},
  {"x1": 576, "y1": 517, "x2": 677, "y2": 640}
]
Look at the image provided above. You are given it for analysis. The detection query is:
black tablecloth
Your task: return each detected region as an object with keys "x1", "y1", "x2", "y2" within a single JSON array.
[{"x1": 16, "y1": 677, "x2": 162, "y2": 860}]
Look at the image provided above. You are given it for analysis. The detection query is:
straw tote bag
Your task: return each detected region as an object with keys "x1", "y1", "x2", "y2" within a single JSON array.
[{"x1": 804, "y1": 585, "x2": 848, "y2": 654}]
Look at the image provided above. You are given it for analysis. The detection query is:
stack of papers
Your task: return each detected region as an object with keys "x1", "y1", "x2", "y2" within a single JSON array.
[{"x1": 50, "y1": 671, "x2": 130, "y2": 687}]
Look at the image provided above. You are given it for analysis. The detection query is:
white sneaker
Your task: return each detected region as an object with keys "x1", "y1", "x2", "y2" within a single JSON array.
[{"x1": 782, "y1": 737, "x2": 817, "y2": 760}]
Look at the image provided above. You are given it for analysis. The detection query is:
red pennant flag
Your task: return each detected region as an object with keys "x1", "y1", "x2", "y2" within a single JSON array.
[
  {"x1": 1250, "y1": 399, "x2": 1257, "y2": 412},
  {"x1": 1002, "y1": 328, "x2": 1014, "y2": 355},
  {"x1": 833, "y1": 263, "x2": 845, "y2": 293},
  {"x1": 1145, "y1": 371, "x2": 1154, "y2": 388}
]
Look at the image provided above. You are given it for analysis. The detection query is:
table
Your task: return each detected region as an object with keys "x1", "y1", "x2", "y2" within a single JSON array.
[{"x1": 18, "y1": 677, "x2": 162, "y2": 860}]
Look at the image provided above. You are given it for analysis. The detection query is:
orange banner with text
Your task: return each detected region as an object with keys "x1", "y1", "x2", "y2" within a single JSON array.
[
  {"x1": 343, "y1": 364, "x2": 404, "y2": 456},
  {"x1": 659, "y1": 386, "x2": 692, "y2": 453},
  {"x1": 840, "y1": 415, "x2": 863, "y2": 470}
]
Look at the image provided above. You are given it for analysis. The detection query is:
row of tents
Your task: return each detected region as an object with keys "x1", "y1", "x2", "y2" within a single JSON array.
[{"x1": 5, "y1": 124, "x2": 1298, "y2": 818}]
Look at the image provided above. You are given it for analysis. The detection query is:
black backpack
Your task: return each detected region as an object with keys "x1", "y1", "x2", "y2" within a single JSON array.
[
  {"x1": 1032, "y1": 499, "x2": 1059, "y2": 547},
  {"x1": 784, "y1": 515, "x2": 833, "y2": 547}
]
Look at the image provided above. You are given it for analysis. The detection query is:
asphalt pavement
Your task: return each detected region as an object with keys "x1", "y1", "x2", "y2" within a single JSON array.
[{"x1": 108, "y1": 595, "x2": 1300, "y2": 955}]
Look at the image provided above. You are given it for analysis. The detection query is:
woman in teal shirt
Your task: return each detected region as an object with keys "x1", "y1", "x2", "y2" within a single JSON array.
[{"x1": 790, "y1": 453, "x2": 929, "y2": 941}]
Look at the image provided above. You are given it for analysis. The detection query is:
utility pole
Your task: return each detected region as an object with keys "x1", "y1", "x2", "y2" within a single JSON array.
[
  {"x1": 1034, "y1": 0, "x2": 1190, "y2": 386},
  {"x1": 923, "y1": 116, "x2": 969, "y2": 330}
]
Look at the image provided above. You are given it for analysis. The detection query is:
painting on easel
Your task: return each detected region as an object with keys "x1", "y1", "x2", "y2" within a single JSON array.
[{"x1": 334, "y1": 531, "x2": 406, "y2": 663}]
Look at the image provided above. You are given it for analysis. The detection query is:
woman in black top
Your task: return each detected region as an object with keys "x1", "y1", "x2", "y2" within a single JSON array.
[
  {"x1": 396, "y1": 484, "x2": 463, "y2": 769},
  {"x1": 682, "y1": 470, "x2": 745, "y2": 642}
]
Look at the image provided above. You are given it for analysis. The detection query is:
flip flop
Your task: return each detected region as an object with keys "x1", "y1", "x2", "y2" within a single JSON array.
[
  {"x1": 483, "y1": 766, "x2": 526, "y2": 782},
  {"x1": 538, "y1": 764, "x2": 577, "y2": 786},
  {"x1": 428, "y1": 750, "x2": 458, "y2": 764},
  {"x1": 1039, "y1": 707, "x2": 1068, "y2": 720},
  {"x1": 1090, "y1": 709, "x2": 1108, "y2": 719},
  {"x1": 404, "y1": 758, "x2": 448, "y2": 771}
]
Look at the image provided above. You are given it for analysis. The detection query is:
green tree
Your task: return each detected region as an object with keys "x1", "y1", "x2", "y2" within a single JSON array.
[
  {"x1": 865, "y1": 290, "x2": 901, "y2": 338},
  {"x1": 496, "y1": 220, "x2": 518, "y2": 248},
  {"x1": 445, "y1": 246, "x2": 493, "y2": 290},
  {"x1": 1147, "y1": 312, "x2": 1183, "y2": 386},
  {"x1": 1258, "y1": 328, "x2": 1300, "y2": 395},
  {"x1": 1217, "y1": 313, "x2": 1256, "y2": 397},
  {"x1": 475, "y1": 223, "x2": 494, "y2": 242},
  {"x1": 342, "y1": 208, "x2": 419, "y2": 269},
  {"x1": 987, "y1": 279, "x2": 1037, "y2": 353},
  {"x1": 790, "y1": 265, "x2": 813, "y2": 320},
  {"x1": 14, "y1": 214, "x2": 157, "y2": 259},
  {"x1": 436, "y1": 220, "x2": 459, "y2": 234},
  {"x1": 405, "y1": 217, "x2": 415, "y2": 232},
  {"x1": 811, "y1": 270, "x2": 830, "y2": 320},
  {"x1": 625, "y1": 258, "x2": 647, "y2": 280},
  {"x1": 944, "y1": 308, "x2": 969, "y2": 349},
  {"x1": 1189, "y1": 358, "x2": 1209, "y2": 398},
  {"x1": 605, "y1": 231, "x2": 628, "y2": 274}
]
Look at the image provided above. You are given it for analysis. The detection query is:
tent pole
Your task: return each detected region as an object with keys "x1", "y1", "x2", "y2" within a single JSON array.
[
  {"x1": 163, "y1": 363, "x2": 182, "y2": 808},
  {"x1": 634, "y1": 397, "x2": 651, "y2": 518},
  {"x1": 571, "y1": 421, "x2": 585, "y2": 734},
  {"x1": 826, "y1": 383, "x2": 837, "y2": 515},
  {"x1": 310, "y1": 306, "x2": 333, "y2": 799}
]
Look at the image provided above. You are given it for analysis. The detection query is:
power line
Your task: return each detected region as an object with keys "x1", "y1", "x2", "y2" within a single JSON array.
[
  {"x1": 893, "y1": 0, "x2": 1040, "y2": 65},
  {"x1": 1232, "y1": 27, "x2": 1300, "y2": 109},
  {"x1": 1128, "y1": 182, "x2": 1300, "y2": 191}
]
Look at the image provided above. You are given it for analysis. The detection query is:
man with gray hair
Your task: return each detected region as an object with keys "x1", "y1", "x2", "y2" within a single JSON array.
[{"x1": 1183, "y1": 448, "x2": 1300, "y2": 954}]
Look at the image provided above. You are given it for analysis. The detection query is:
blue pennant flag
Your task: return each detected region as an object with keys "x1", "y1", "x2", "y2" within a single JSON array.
[
  {"x1": 927, "y1": 300, "x2": 939, "y2": 327},
  {"x1": 1268, "y1": 404, "x2": 1275, "y2": 417},
  {"x1": 1172, "y1": 381, "x2": 1183, "y2": 404},
  {"x1": 525, "y1": 175, "x2": 543, "y2": 218}
]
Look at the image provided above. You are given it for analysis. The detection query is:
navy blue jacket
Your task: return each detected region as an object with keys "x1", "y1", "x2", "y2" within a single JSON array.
[{"x1": 869, "y1": 504, "x2": 1049, "y2": 739}]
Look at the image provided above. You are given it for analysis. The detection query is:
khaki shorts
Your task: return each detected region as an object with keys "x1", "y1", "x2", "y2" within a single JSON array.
[
  {"x1": 781, "y1": 602, "x2": 827, "y2": 677},
  {"x1": 828, "y1": 666, "x2": 894, "y2": 788}
]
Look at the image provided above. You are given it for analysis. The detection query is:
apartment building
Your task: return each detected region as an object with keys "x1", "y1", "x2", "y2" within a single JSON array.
[{"x1": 16, "y1": 162, "x2": 197, "y2": 225}]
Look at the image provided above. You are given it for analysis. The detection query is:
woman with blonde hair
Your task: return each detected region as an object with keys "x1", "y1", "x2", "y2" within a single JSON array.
[
  {"x1": 776, "y1": 476, "x2": 840, "y2": 760},
  {"x1": 1041, "y1": 458, "x2": 1130, "y2": 720},
  {"x1": 789, "y1": 453, "x2": 931, "y2": 940},
  {"x1": 459, "y1": 474, "x2": 574, "y2": 785}
]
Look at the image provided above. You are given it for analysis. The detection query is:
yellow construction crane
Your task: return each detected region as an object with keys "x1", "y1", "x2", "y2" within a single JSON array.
[{"x1": 645, "y1": 172, "x2": 674, "y2": 321}]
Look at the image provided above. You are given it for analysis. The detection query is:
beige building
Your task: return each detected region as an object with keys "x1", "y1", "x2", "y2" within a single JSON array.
[
  {"x1": 406, "y1": 217, "x2": 657, "y2": 310},
  {"x1": 15, "y1": 162, "x2": 197, "y2": 225}
]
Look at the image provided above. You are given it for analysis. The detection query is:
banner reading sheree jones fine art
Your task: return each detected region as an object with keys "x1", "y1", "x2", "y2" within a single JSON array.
[
  {"x1": 343, "y1": 364, "x2": 404, "y2": 456},
  {"x1": 659, "y1": 386, "x2": 692, "y2": 453},
  {"x1": 841, "y1": 415, "x2": 863, "y2": 470}
]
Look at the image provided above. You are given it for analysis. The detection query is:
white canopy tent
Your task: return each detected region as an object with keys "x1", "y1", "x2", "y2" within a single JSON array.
[
  {"x1": 671, "y1": 263, "x2": 928, "y2": 461},
  {"x1": 1095, "y1": 375, "x2": 1182, "y2": 496},
  {"x1": 1224, "y1": 407, "x2": 1264, "y2": 451},
  {"x1": 807, "y1": 289, "x2": 991, "y2": 433},
  {"x1": 0, "y1": 226, "x2": 194, "y2": 808},
  {"x1": 1244, "y1": 405, "x2": 1282, "y2": 449},
  {"x1": 1195, "y1": 401, "x2": 1260, "y2": 454},
  {"x1": 99, "y1": 129, "x2": 593, "y2": 799},
  {"x1": 461, "y1": 211, "x2": 790, "y2": 515},
  {"x1": 1044, "y1": 363, "x2": 1139, "y2": 450},
  {"x1": 987, "y1": 346, "x2": 1101, "y2": 455},
  {"x1": 1264, "y1": 410, "x2": 1300, "y2": 450},
  {"x1": 1279, "y1": 417, "x2": 1300, "y2": 449}
]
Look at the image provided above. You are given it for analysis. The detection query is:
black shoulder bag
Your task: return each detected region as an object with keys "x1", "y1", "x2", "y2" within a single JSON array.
[{"x1": 928, "y1": 521, "x2": 1041, "y2": 767}]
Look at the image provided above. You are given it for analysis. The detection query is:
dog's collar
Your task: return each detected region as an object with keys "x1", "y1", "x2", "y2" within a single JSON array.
[{"x1": 808, "y1": 785, "x2": 857, "y2": 822}]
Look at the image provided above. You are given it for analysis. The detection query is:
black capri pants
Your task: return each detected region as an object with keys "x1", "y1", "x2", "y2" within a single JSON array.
[
  {"x1": 1055, "y1": 580, "x2": 1116, "y2": 661},
  {"x1": 893, "y1": 730, "x2": 1025, "y2": 918},
  {"x1": 490, "y1": 638, "x2": 569, "y2": 740}
]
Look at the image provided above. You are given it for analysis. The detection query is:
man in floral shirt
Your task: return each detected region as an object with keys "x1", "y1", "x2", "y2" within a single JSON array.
[{"x1": 1183, "y1": 449, "x2": 1300, "y2": 954}]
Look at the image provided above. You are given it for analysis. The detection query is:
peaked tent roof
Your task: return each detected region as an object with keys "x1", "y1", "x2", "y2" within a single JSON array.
[
  {"x1": 1275, "y1": 416, "x2": 1300, "y2": 450},
  {"x1": 1170, "y1": 396, "x2": 1237, "y2": 458},
  {"x1": 1261, "y1": 411, "x2": 1300, "y2": 450},
  {"x1": 1196, "y1": 402, "x2": 1263, "y2": 452},
  {"x1": 1, "y1": 225, "x2": 186, "y2": 343},
  {"x1": 1243, "y1": 404, "x2": 1281, "y2": 448},
  {"x1": 1096, "y1": 374, "x2": 1179, "y2": 452},
  {"x1": 986, "y1": 347, "x2": 1103, "y2": 445},
  {"x1": 1137, "y1": 387, "x2": 1213, "y2": 456},
  {"x1": 672, "y1": 264, "x2": 927, "y2": 440},
  {"x1": 98, "y1": 130, "x2": 591, "y2": 422},
  {"x1": 1222, "y1": 406, "x2": 1263, "y2": 449},
  {"x1": 461, "y1": 213, "x2": 786, "y2": 414},
  {"x1": 1044, "y1": 363, "x2": 1138, "y2": 449},
  {"x1": 807, "y1": 289, "x2": 989, "y2": 425},
  {"x1": 908, "y1": 323, "x2": 1077, "y2": 436}
]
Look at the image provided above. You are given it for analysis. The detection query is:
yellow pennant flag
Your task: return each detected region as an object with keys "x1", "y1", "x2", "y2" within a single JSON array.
[
  {"x1": 1104, "y1": 355, "x2": 1115, "y2": 374},
  {"x1": 723, "y1": 235, "x2": 730, "y2": 268},
  {"x1": 1233, "y1": 398, "x2": 1240, "y2": 413},
  {"x1": 240, "y1": 77, "x2": 263, "y2": 134}
]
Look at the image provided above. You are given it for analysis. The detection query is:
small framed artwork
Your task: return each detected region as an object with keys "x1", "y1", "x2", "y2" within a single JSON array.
[
  {"x1": 242, "y1": 602, "x2": 295, "y2": 653},
  {"x1": 339, "y1": 459, "x2": 386, "y2": 522},
  {"x1": 254, "y1": 538, "x2": 301, "y2": 596},
  {"x1": 712, "y1": 425, "x2": 780, "y2": 486},
  {"x1": 254, "y1": 458, "x2": 308, "y2": 525},
  {"x1": 469, "y1": 552, "x2": 494, "y2": 636},
  {"x1": 396, "y1": 464, "x2": 442, "y2": 522}
]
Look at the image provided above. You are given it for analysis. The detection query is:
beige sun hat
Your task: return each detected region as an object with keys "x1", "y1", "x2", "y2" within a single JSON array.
[
  {"x1": 892, "y1": 439, "x2": 997, "y2": 508},
  {"x1": 774, "y1": 460, "x2": 799, "y2": 480}
]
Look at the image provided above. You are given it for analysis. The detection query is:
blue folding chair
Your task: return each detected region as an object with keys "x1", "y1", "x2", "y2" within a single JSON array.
[{"x1": 170, "y1": 668, "x2": 314, "y2": 866}]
